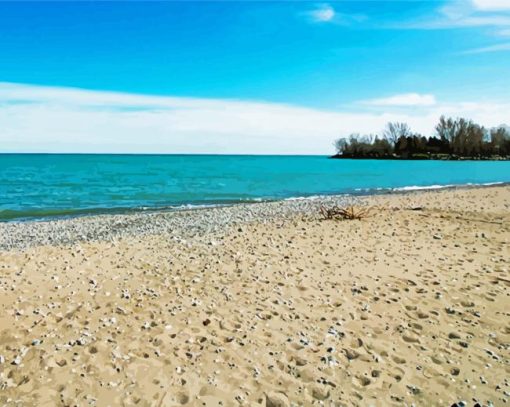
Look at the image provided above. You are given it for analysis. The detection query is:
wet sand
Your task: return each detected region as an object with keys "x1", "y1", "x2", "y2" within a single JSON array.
[{"x1": 0, "y1": 186, "x2": 509, "y2": 406}]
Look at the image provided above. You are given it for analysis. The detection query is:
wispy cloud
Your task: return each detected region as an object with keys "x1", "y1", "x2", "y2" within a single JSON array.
[
  {"x1": 402, "y1": 0, "x2": 510, "y2": 29},
  {"x1": 396, "y1": 0, "x2": 510, "y2": 55},
  {"x1": 461, "y1": 41, "x2": 510, "y2": 53},
  {"x1": 307, "y1": 4, "x2": 335, "y2": 23},
  {"x1": 304, "y1": 3, "x2": 366, "y2": 25},
  {"x1": 472, "y1": 0, "x2": 510, "y2": 11},
  {"x1": 497, "y1": 28, "x2": 510, "y2": 36},
  {"x1": 0, "y1": 83, "x2": 509, "y2": 154},
  {"x1": 406, "y1": 12, "x2": 510, "y2": 29},
  {"x1": 361, "y1": 93, "x2": 437, "y2": 107}
]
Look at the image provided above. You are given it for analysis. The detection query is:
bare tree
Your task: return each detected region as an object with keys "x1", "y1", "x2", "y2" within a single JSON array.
[
  {"x1": 334, "y1": 138, "x2": 348, "y2": 154},
  {"x1": 383, "y1": 122, "x2": 411, "y2": 146},
  {"x1": 435, "y1": 115, "x2": 456, "y2": 144},
  {"x1": 332, "y1": 119, "x2": 509, "y2": 159},
  {"x1": 489, "y1": 126, "x2": 510, "y2": 155}
]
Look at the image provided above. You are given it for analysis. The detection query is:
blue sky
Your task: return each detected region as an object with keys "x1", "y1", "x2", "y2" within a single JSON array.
[{"x1": 0, "y1": 1, "x2": 509, "y2": 154}]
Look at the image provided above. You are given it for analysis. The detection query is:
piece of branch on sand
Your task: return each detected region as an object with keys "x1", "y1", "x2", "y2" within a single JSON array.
[{"x1": 319, "y1": 205, "x2": 372, "y2": 220}]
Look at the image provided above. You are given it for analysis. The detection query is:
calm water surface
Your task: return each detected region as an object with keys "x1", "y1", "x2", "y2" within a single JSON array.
[{"x1": 1, "y1": 154, "x2": 509, "y2": 220}]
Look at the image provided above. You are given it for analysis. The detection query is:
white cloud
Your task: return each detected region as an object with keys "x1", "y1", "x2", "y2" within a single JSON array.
[
  {"x1": 397, "y1": 0, "x2": 510, "y2": 54},
  {"x1": 408, "y1": 14, "x2": 510, "y2": 29},
  {"x1": 308, "y1": 4, "x2": 335, "y2": 23},
  {"x1": 472, "y1": 0, "x2": 510, "y2": 11},
  {"x1": 361, "y1": 93, "x2": 437, "y2": 107},
  {"x1": 403, "y1": 0, "x2": 510, "y2": 29},
  {"x1": 461, "y1": 41, "x2": 510, "y2": 53},
  {"x1": 304, "y1": 4, "x2": 366, "y2": 25},
  {"x1": 497, "y1": 28, "x2": 510, "y2": 35},
  {"x1": 0, "y1": 83, "x2": 509, "y2": 154},
  {"x1": 451, "y1": 15, "x2": 510, "y2": 27}
]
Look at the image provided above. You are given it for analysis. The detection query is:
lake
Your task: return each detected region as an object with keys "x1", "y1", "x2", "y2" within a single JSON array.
[{"x1": 1, "y1": 154, "x2": 509, "y2": 221}]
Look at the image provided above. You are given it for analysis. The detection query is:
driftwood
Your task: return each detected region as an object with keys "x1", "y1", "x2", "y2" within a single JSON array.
[{"x1": 319, "y1": 205, "x2": 372, "y2": 220}]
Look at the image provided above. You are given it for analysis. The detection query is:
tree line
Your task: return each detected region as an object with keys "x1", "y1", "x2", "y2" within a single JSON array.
[{"x1": 333, "y1": 116, "x2": 510, "y2": 160}]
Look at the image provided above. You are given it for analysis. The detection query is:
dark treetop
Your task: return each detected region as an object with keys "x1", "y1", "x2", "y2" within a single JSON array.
[{"x1": 332, "y1": 117, "x2": 510, "y2": 160}]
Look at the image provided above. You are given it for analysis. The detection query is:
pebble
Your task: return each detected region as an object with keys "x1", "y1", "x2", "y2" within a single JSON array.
[
  {"x1": 451, "y1": 367, "x2": 460, "y2": 376},
  {"x1": 311, "y1": 384, "x2": 330, "y2": 400},
  {"x1": 0, "y1": 195, "x2": 359, "y2": 250},
  {"x1": 266, "y1": 391, "x2": 290, "y2": 407},
  {"x1": 11, "y1": 356, "x2": 22, "y2": 365}
]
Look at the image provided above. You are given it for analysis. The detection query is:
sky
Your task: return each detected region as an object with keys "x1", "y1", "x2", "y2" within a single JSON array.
[{"x1": 0, "y1": 0, "x2": 509, "y2": 154}]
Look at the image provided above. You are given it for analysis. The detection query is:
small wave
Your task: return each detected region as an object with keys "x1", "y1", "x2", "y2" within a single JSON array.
[
  {"x1": 2, "y1": 181, "x2": 506, "y2": 222},
  {"x1": 392, "y1": 181, "x2": 504, "y2": 192},
  {"x1": 392, "y1": 184, "x2": 454, "y2": 192},
  {"x1": 170, "y1": 203, "x2": 230, "y2": 211},
  {"x1": 284, "y1": 195, "x2": 329, "y2": 201}
]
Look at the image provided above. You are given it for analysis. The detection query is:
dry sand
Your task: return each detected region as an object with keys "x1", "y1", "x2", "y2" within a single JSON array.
[{"x1": 0, "y1": 186, "x2": 509, "y2": 406}]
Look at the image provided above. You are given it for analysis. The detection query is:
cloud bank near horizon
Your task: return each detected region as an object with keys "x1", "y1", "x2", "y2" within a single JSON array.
[
  {"x1": 0, "y1": 83, "x2": 509, "y2": 155},
  {"x1": 361, "y1": 93, "x2": 437, "y2": 107}
]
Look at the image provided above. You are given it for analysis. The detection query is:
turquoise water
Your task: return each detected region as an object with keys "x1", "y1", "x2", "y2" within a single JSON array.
[{"x1": 1, "y1": 154, "x2": 509, "y2": 221}]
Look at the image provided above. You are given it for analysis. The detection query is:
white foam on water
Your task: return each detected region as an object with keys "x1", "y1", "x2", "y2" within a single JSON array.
[{"x1": 392, "y1": 181, "x2": 504, "y2": 192}]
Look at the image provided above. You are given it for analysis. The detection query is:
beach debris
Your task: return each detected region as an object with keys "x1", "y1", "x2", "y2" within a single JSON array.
[{"x1": 319, "y1": 205, "x2": 372, "y2": 220}]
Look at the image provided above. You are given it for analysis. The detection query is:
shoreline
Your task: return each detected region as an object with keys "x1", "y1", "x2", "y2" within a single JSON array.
[
  {"x1": 1, "y1": 182, "x2": 508, "y2": 251},
  {"x1": 2, "y1": 180, "x2": 508, "y2": 224},
  {"x1": 331, "y1": 155, "x2": 510, "y2": 161}
]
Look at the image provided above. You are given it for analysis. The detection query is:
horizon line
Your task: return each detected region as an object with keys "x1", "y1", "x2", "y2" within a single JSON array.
[{"x1": 0, "y1": 152, "x2": 330, "y2": 157}]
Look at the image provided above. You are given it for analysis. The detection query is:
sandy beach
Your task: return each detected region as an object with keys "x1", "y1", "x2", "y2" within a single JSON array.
[{"x1": 0, "y1": 185, "x2": 508, "y2": 406}]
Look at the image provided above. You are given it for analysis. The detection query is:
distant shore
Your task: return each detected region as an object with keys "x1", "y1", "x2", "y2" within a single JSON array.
[{"x1": 331, "y1": 153, "x2": 510, "y2": 160}]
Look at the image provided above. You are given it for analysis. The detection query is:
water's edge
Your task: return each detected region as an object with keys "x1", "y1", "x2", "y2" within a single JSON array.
[{"x1": 3, "y1": 181, "x2": 507, "y2": 224}]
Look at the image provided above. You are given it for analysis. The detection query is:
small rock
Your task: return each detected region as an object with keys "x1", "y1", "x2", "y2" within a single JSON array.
[
  {"x1": 56, "y1": 359, "x2": 67, "y2": 367},
  {"x1": 293, "y1": 355, "x2": 307, "y2": 366},
  {"x1": 265, "y1": 392, "x2": 289, "y2": 407},
  {"x1": 12, "y1": 356, "x2": 22, "y2": 365},
  {"x1": 310, "y1": 384, "x2": 330, "y2": 400},
  {"x1": 344, "y1": 348, "x2": 359, "y2": 360}
]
